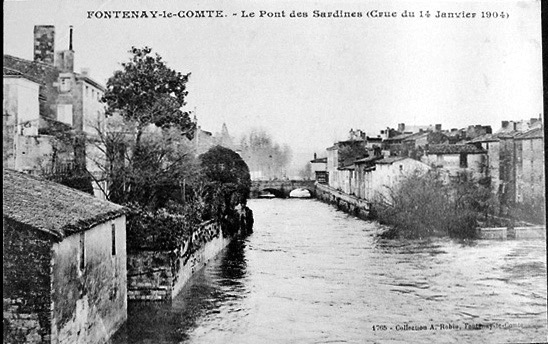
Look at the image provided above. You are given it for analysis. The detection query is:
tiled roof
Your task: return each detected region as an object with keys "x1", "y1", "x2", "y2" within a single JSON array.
[
  {"x1": 376, "y1": 157, "x2": 407, "y2": 164},
  {"x1": 426, "y1": 144, "x2": 486, "y2": 154},
  {"x1": 3, "y1": 169, "x2": 127, "y2": 241},
  {"x1": 3, "y1": 54, "x2": 57, "y2": 85},
  {"x1": 515, "y1": 127, "x2": 544, "y2": 140},
  {"x1": 354, "y1": 155, "x2": 383, "y2": 164},
  {"x1": 310, "y1": 157, "x2": 327, "y2": 163},
  {"x1": 466, "y1": 133, "x2": 500, "y2": 143},
  {"x1": 3, "y1": 67, "x2": 23, "y2": 76},
  {"x1": 3, "y1": 67, "x2": 43, "y2": 84},
  {"x1": 402, "y1": 132, "x2": 428, "y2": 142},
  {"x1": 384, "y1": 133, "x2": 415, "y2": 141}
]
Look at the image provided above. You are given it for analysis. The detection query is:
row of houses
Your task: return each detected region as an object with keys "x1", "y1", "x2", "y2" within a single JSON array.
[{"x1": 311, "y1": 119, "x2": 545, "y2": 209}]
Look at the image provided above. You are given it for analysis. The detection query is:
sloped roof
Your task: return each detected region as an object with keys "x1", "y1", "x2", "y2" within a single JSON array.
[
  {"x1": 376, "y1": 157, "x2": 407, "y2": 164},
  {"x1": 3, "y1": 67, "x2": 43, "y2": 84},
  {"x1": 515, "y1": 127, "x2": 544, "y2": 140},
  {"x1": 402, "y1": 132, "x2": 428, "y2": 142},
  {"x1": 384, "y1": 132, "x2": 415, "y2": 141},
  {"x1": 310, "y1": 157, "x2": 327, "y2": 163},
  {"x1": 466, "y1": 133, "x2": 500, "y2": 143},
  {"x1": 3, "y1": 54, "x2": 57, "y2": 85},
  {"x1": 3, "y1": 169, "x2": 127, "y2": 241},
  {"x1": 426, "y1": 144, "x2": 486, "y2": 154},
  {"x1": 354, "y1": 155, "x2": 383, "y2": 164}
]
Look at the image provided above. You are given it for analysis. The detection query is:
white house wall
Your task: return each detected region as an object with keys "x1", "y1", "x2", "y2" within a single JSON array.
[{"x1": 51, "y1": 216, "x2": 127, "y2": 344}]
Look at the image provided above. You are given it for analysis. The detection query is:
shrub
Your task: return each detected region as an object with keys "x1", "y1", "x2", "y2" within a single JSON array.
[{"x1": 374, "y1": 170, "x2": 492, "y2": 239}]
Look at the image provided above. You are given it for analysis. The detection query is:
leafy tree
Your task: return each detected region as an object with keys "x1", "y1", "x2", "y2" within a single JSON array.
[
  {"x1": 198, "y1": 146, "x2": 251, "y2": 224},
  {"x1": 98, "y1": 47, "x2": 198, "y2": 206},
  {"x1": 102, "y1": 47, "x2": 196, "y2": 148}
]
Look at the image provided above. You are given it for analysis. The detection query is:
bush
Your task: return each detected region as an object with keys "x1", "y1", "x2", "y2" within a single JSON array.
[
  {"x1": 374, "y1": 170, "x2": 493, "y2": 239},
  {"x1": 126, "y1": 204, "x2": 199, "y2": 250}
]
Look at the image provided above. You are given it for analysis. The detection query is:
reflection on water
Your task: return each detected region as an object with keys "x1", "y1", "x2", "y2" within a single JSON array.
[{"x1": 112, "y1": 199, "x2": 547, "y2": 344}]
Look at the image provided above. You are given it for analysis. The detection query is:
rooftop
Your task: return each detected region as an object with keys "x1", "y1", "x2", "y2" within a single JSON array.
[
  {"x1": 426, "y1": 144, "x2": 486, "y2": 155},
  {"x1": 310, "y1": 157, "x2": 327, "y2": 163},
  {"x1": 376, "y1": 157, "x2": 407, "y2": 164},
  {"x1": 3, "y1": 169, "x2": 127, "y2": 241},
  {"x1": 515, "y1": 127, "x2": 544, "y2": 140}
]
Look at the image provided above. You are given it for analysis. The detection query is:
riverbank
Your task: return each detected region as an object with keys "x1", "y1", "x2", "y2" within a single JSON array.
[
  {"x1": 315, "y1": 182, "x2": 545, "y2": 240},
  {"x1": 315, "y1": 183, "x2": 372, "y2": 220},
  {"x1": 127, "y1": 208, "x2": 254, "y2": 302}
]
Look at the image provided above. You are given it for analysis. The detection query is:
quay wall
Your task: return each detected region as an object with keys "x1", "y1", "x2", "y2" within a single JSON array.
[
  {"x1": 315, "y1": 183, "x2": 372, "y2": 220},
  {"x1": 127, "y1": 221, "x2": 232, "y2": 302}
]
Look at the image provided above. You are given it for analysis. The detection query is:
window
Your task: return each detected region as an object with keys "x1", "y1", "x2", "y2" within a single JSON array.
[
  {"x1": 57, "y1": 104, "x2": 73, "y2": 126},
  {"x1": 111, "y1": 224, "x2": 116, "y2": 256},
  {"x1": 59, "y1": 78, "x2": 71, "y2": 92},
  {"x1": 459, "y1": 153, "x2": 468, "y2": 168},
  {"x1": 399, "y1": 164, "x2": 403, "y2": 172},
  {"x1": 79, "y1": 232, "x2": 85, "y2": 271}
]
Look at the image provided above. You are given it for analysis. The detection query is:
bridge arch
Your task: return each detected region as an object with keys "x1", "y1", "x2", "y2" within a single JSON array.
[{"x1": 250, "y1": 180, "x2": 316, "y2": 198}]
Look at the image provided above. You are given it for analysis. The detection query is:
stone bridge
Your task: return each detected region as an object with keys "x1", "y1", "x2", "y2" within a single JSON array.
[{"x1": 250, "y1": 180, "x2": 316, "y2": 198}]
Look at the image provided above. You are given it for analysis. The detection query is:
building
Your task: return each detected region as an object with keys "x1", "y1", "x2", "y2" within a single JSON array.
[
  {"x1": 3, "y1": 68, "x2": 50, "y2": 172},
  {"x1": 514, "y1": 127, "x2": 545, "y2": 205},
  {"x1": 310, "y1": 153, "x2": 328, "y2": 182},
  {"x1": 368, "y1": 157, "x2": 431, "y2": 202},
  {"x1": 3, "y1": 169, "x2": 128, "y2": 344},
  {"x1": 3, "y1": 25, "x2": 107, "y2": 198},
  {"x1": 468, "y1": 119, "x2": 544, "y2": 208},
  {"x1": 421, "y1": 144, "x2": 487, "y2": 181}
]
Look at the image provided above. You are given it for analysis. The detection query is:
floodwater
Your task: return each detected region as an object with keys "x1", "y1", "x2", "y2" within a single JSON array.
[{"x1": 111, "y1": 199, "x2": 548, "y2": 344}]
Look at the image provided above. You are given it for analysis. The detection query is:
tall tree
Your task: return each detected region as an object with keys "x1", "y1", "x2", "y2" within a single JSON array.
[
  {"x1": 102, "y1": 46, "x2": 196, "y2": 148},
  {"x1": 98, "y1": 47, "x2": 197, "y2": 206}
]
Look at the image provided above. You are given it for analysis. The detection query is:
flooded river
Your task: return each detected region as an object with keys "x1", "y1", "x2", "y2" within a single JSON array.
[{"x1": 112, "y1": 199, "x2": 547, "y2": 344}]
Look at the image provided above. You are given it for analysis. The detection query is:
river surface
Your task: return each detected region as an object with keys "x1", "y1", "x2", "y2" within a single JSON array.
[{"x1": 112, "y1": 199, "x2": 547, "y2": 344}]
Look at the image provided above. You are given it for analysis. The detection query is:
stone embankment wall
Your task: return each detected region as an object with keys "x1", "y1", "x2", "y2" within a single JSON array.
[
  {"x1": 315, "y1": 183, "x2": 372, "y2": 219},
  {"x1": 127, "y1": 221, "x2": 232, "y2": 301}
]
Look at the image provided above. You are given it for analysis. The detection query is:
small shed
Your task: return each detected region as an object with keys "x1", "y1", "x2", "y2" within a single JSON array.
[{"x1": 3, "y1": 169, "x2": 128, "y2": 344}]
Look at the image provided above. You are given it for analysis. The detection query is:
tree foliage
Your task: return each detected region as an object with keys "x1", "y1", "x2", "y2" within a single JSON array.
[
  {"x1": 102, "y1": 47, "x2": 196, "y2": 142},
  {"x1": 198, "y1": 145, "x2": 251, "y2": 223}
]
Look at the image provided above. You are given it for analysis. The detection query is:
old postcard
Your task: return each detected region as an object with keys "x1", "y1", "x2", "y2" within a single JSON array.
[{"x1": 3, "y1": 0, "x2": 546, "y2": 343}]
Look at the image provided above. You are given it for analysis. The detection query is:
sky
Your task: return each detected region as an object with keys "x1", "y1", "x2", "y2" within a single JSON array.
[{"x1": 3, "y1": 0, "x2": 543, "y2": 170}]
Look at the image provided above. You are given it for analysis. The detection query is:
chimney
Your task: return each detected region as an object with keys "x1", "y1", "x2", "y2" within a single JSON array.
[
  {"x1": 435, "y1": 124, "x2": 442, "y2": 132},
  {"x1": 54, "y1": 26, "x2": 75, "y2": 72},
  {"x1": 34, "y1": 25, "x2": 55, "y2": 64},
  {"x1": 314, "y1": 153, "x2": 317, "y2": 160},
  {"x1": 398, "y1": 123, "x2": 405, "y2": 133},
  {"x1": 501, "y1": 121, "x2": 509, "y2": 129},
  {"x1": 69, "y1": 25, "x2": 73, "y2": 51}
]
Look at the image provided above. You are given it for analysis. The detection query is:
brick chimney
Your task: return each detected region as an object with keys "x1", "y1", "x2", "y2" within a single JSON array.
[
  {"x1": 397, "y1": 123, "x2": 405, "y2": 133},
  {"x1": 34, "y1": 25, "x2": 55, "y2": 64},
  {"x1": 501, "y1": 121, "x2": 509, "y2": 129}
]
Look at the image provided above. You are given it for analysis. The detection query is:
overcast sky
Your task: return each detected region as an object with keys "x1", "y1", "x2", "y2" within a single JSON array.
[{"x1": 3, "y1": 0, "x2": 542, "y2": 168}]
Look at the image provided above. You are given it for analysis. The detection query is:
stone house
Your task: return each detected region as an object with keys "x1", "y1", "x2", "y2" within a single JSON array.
[
  {"x1": 3, "y1": 169, "x2": 127, "y2": 344},
  {"x1": 421, "y1": 144, "x2": 487, "y2": 181}
]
